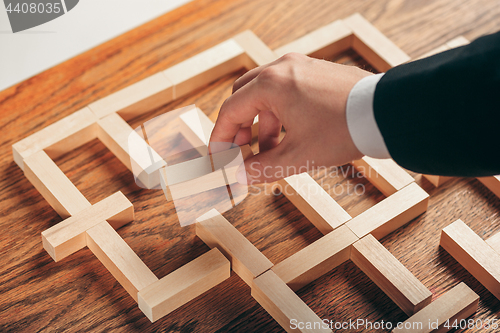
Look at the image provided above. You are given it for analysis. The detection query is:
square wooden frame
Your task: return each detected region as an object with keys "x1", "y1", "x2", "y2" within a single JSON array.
[{"x1": 12, "y1": 13, "x2": 479, "y2": 330}]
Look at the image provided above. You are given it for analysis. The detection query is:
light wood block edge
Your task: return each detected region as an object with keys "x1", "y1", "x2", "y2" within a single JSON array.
[
  {"x1": 86, "y1": 221, "x2": 158, "y2": 302},
  {"x1": 486, "y1": 232, "x2": 500, "y2": 254},
  {"x1": 251, "y1": 270, "x2": 332, "y2": 333},
  {"x1": 163, "y1": 39, "x2": 247, "y2": 100},
  {"x1": 233, "y1": 30, "x2": 278, "y2": 67},
  {"x1": 274, "y1": 19, "x2": 353, "y2": 59},
  {"x1": 138, "y1": 248, "x2": 230, "y2": 322},
  {"x1": 423, "y1": 175, "x2": 453, "y2": 188},
  {"x1": 97, "y1": 112, "x2": 166, "y2": 189},
  {"x1": 440, "y1": 219, "x2": 500, "y2": 300},
  {"x1": 41, "y1": 191, "x2": 134, "y2": 262},
  {"x1": 195, "y1": 209, "x2": 273, "y2": 286},
  {"x1": 88, "y1": 72, "x2": 174, "y2": 121},
  {"x1": 24, "y1": 150, "x2": 91, "y2": 219},
  {"x1": 278, "y1": 173, "x2": 352, "y2": 235},
  {"x1": 13, "y1": 107, "x2": 98, "y2": 170},
  {"x1": 272, "y1": 225, "x2": 357, "y2": 291},
  {"x1": 477, "y1": 175, "x2": 500, "y2": 199},
  {"x1": 343, "y1": 13, "x2": 410, "y2": 72},
  {"x1": 392, "y1": 282, "x2": 479, "y2": 333},
  {"x1": 161, "y1": 145, "x2": 253, "y2": 201},
  {"x1": 346, "y1": 182, "x2": 429, "y2": 239},
  {"x1": 351, "y1": 156, "x2": 415, "y2": 197},
  {"x1": 351, "y1": 234, "x2": 432, "y2": 316}
]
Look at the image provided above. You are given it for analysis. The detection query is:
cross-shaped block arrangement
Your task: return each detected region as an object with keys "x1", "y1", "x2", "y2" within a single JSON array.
[
  {"x1": 440, "y1": 219, "x2": 500, "y2": 301},
  {"x1": 13, "y1": 12, "x2": 481, "y2": 330}
]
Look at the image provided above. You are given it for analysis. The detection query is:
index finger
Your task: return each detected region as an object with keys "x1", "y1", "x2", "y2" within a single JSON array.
[{"x1": 209, "y1": 77, "x2": 271, "y2": 144}]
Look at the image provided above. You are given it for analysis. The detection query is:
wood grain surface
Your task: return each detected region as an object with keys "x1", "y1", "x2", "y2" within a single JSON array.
[{"x1": 1, "y1": 0, "x2": 500, "y2": 332}]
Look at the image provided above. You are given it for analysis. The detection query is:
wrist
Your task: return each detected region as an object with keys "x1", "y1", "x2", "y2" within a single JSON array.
[{"x1": 345, "y1": 73, "x2": 391, "y2": 159}]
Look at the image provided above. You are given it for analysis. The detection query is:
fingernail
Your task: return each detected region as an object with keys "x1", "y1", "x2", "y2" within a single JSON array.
[{"x1": 236, "y1": 165, "x2": 249, "y2": 184}]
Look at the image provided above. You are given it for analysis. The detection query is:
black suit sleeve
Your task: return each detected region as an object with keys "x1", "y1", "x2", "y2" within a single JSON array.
[{"x1": 373, "y1": 31, "x2": 500, "y2": 177}]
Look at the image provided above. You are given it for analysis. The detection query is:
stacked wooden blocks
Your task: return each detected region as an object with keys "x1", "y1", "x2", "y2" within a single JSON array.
[{"x1": 13, "y1": 13, "x2": 481, "y2": 331}]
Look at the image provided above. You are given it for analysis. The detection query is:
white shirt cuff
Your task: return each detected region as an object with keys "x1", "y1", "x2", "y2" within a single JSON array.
[{"x1": 346, "y1": 73, "x2": 391, "y2": 159}]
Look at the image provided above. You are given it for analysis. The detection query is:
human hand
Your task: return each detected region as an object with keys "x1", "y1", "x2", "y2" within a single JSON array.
[{"x1": 209, "y1": 53, "x2": 372, "y2": 184}]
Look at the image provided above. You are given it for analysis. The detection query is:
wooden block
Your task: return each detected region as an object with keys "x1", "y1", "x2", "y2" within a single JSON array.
[
  {"x1": 392, "y1": 282, "x2": 479, "y2": 333},
  {"x1": 97, "y1": 112, "x2": 166, "y2": 189},
  {"x1": 86, "y1": 221, "x2": 158, "y2": 302},
  {"x1": 343, "y1": 13, "x2": 410, "y2": 72},
  {"x1": 41, "y1": 192, "x2": 134, "y2": 262},
  {"x1": 486, "y1": 232, "x2": 500, "y2": 254},
  {"x1": 178, "y1": 106, "x2": 214, "y2": 155},
  {"x1": 24, "y1": 150, "x2": 91, "y2": 219},
  {"x1": 351, "y1": 234, "x2": 432, "y2": 315},
  {"x1": 416, "y1": 36, "x2": 468, "y2": 60},
  {"x1": 416, "y1": 44, "x2": 450, "y2": 60},
  {"x1": 278, "y1": 173, "x2": 352, "y2": 234},
  {"x1": 272, "y1": 225, "x2": 357, "y2": 291},
  {"x1": 351, "y1": 156, "x2": 415, "y2": 197},
  {"x1": 160, "y1": 145, "x2": 253, "y2": 201},
  {"x1": 440, "y1": 219, "x2": 500, "y2": 300},
  {"x1": 13, "y1": 107, "x2": 97, "y2": 170},
  {"x1": 274, "y1": 20, "x2": 352, "y2": 59},
  {"x1": 423, "y1": 175, "x2": 452, "y2": 187},
  {"x1": 195, "y1": 209, "x2": 273, "y2": 285},
  {"x1": 346, "y1": 183, "x2": 429, "y2": 239},
  {"x1": 233, "y1": 30, "x2": 278, "y2": 67},
  {"x1": 138, "y1": 248, "x2": 230, "y2": 322},
  {"x1": 88, "y1": 72, "x2": 174, "y2": 121},
  {"x1": 446, "y1": 36, "x2": 469, "y2": 49},
  {"x1": 477, "y1": 175, "x2": 500, "y2": 198},
  {"x1": 251, "y1": 270, "x2": 331, "y2": 333},
  {"x1": 163, "y1": 39, "x2": 247, "y2": 99}
]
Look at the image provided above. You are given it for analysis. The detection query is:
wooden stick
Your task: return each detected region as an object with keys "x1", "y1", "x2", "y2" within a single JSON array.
[
  {"x1": 343, "y1": 13, "x2": 410, "y2": 72},
  {"x1": 486, "y1": 232, "x2": 500, "y2": 254},
  {"x1": 86, "y1": 221, "x2": 158, "y2": 302},
  {"x1": 446, "y1": 36, "x2": 470, "y2": 48},
  {"x1": 477, "y1": 175, "x2": 500, "y2": 199},
  {"x1": 88, "y1": 72, "x2": 174, "y2": 121},
  {"x1": 178, "y1": 106, "x2": 214, "y2": 155},
  {"x1": 251, "y1": 270, "x2": 332, "y2": 333},
  {"x1": 441, "y1": 219, "x2": 500, "y2": 300},
  {"x1": 195, "y1": 209, "x2": 273, "y2": 286},
  {"x1": 423, "y1": 175, "x2": 452, "y2": 188},
  {"x1": 351, "y1": 156, "x2": 415, "y2": 197},
  {"x1": 24, "y1": 150, "x2": 91, "y2": 219},
  {"x1": 138, "y1": 248, "x2": 230, "y2": 322},
  {"x1": 233, "y1": 30, "x2": 278, "y2": 67},
  {"x1": 161, "y1": 145, "x2": 253, "y2": 201},
  {"x1": 392, "y1": 282, "x2": 479, "y2": 333},
  {"x1": 97, "y1": 112, "x2": 166, "y2": 189},
  {"x1": 163, "y1": 39, "x2": 247, "y2": 99},
  {"x1": 13, "y1": 107, "x2": 97, "y2": 170},
  {"x1": 416, "y1": 44, "x2": 451, "y2": 60},
  {"x1": 274, "y1": 20, "x2": 352, "y2": 59},
  {"x1": 346, "y1": 182, "x2": 429, "y2": 239},
  {"x1": 272, "y1": 225, "x2": 357, "y2": 291},
  {"x1": 278, "y1": 173, "x2": 352, "y2": 235},
  {"x1": 41, "y1": 191, "x2": 134, "y2": 262},
  {"x1": 351, "y1": 234, "x2": 432, "y2": 315}
]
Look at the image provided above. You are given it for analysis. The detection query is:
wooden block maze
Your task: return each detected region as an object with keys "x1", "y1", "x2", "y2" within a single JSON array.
[{"x1": 13, "y1": 13, "x2": 482, "y2": 331}]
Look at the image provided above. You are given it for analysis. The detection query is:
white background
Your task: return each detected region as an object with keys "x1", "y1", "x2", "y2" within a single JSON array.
[{"x1": 0, "y1": 0, "x2": 192, "y2": 91}]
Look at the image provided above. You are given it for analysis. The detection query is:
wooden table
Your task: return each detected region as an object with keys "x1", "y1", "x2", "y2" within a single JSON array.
[{"x1": 1, "y1": 0, "x2": 500, "y2": 331}]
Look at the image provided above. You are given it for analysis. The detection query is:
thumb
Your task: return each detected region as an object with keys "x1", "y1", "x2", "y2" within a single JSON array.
[{"x1": 235, "y1": 144, "x2": 298, "y2": 184}]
